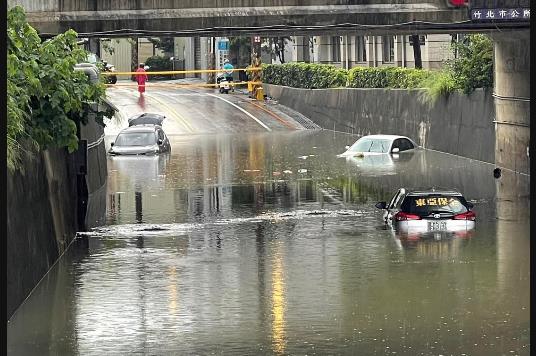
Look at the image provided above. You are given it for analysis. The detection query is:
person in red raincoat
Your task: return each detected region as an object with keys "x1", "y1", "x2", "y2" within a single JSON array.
[{"x1": 135, "y1": 63, "x2": 148, "y2": 95}]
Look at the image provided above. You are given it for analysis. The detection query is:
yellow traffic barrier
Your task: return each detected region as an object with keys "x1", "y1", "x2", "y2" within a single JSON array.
[
  {"x1": 101, "y1": 68, "x2": 261, "y2": 76},
  {"x1": 255, "y1": 87, "x2": 265, "y2": 101},
  {"x1": 102, "y1": 66, "x2": 266, "y2": 101},
  {"x1": 105, "y1": 81, "x2": 262, "y2": 88}
]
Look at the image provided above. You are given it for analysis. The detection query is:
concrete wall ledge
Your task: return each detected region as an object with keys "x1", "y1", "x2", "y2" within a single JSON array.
[{"x1": 263, "y1": 83, "x2": 495, "y2": 164}]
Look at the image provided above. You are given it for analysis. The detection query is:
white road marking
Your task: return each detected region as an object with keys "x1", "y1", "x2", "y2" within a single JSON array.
[{"x1": 207, "y1": 93, "x2": 271, "y2": 132}]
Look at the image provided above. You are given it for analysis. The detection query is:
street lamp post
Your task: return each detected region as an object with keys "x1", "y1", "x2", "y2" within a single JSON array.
[{"x1": 170, "y1": 57, "x2": 175, "y2": 79}]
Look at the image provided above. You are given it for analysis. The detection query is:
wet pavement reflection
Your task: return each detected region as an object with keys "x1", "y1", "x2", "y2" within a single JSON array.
[{"x1": 7, "y1": 131, "x2": 530, "y2": 355}]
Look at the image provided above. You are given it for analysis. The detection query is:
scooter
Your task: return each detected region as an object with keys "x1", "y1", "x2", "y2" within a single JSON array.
[
  {"x1": 216, "y1": 73, "x2": 234, "y2": 94},
  {"x1": 102, "y1": 60, "x2": 117, "y2": 84}
]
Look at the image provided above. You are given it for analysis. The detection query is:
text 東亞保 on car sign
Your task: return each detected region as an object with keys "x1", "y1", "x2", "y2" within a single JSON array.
[{"x1": 375, "y1": 187, "x2": 476, "y2": 234}]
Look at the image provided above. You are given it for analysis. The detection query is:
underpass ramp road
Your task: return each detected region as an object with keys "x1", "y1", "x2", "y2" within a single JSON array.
[{"x1": 104, "y1": 84, "x2": 308, "y2": 137}]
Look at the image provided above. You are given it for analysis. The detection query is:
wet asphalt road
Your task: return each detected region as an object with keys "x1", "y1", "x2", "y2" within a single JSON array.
[
  {"x1": 7, "y1": 84, "x2": 530, "y2": 355},
  {"x1": 103, "y1": 83, "x2": 308, "y2": 136}
]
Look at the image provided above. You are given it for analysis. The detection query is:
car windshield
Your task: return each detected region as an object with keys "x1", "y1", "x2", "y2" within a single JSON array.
[
  {"x1": 115, "y1": 132, "x2": 155, "y2": 146},
  {"x1": 348, "y1": 138, "x2": 391, "y2": 153},
  {"x1": 401, "y1": 195, "x2": 469, "y2": 216}
]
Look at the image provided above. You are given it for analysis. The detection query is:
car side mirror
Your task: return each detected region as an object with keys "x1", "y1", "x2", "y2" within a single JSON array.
[
  {"x1": 157, "y1": 139, "x2": 163, "y2": 145},
  {"x1": 110, "y1": 142, "x2": 114, "y2": 147},
  {"x1": 466, "y1": 201, "x2": 474, "y2": 209},
  {"x1": 375, "y1": 202, "x2": 387, "y2": 209},
  {"x1": 392, "y1": 147, "x2": 400, "y2": 153}
]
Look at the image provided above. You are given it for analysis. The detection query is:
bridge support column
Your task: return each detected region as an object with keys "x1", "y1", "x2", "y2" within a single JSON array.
[
  {"x1": 88, "y1": 38, "x2": 100, "y2": 57},
  {"x1": 491, "y1": 30, "x2": 530, "y2": 175}
]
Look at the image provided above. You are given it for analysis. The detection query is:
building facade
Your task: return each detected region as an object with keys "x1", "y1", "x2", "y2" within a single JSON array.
[{"x1": 286, "y1": 34, "x2": 455, "y2": 70}]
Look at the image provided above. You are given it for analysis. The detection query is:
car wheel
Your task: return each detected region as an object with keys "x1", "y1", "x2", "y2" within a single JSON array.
[{"x1": 109, "y1": 76, "x2": 117, "y2": 84}]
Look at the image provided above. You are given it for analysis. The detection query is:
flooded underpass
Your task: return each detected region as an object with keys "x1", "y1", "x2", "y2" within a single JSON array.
[{"x1": 7, "y1": 130, "x2": 530, "y2": 355}]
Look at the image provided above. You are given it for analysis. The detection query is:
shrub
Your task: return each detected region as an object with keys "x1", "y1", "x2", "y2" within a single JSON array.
[
  {"x1": 448, "y1": 34, "x2": 493, "y2": 94},
  {"x1": 421, "y1": 70, "x2": 458, "y2": 103},
  {"x1": 145, "y1": 55, "x2": 173, "y2": 80},
  {"x1": 262, "y1": 62, "x2": 347, "y2": 89},
  {"x1": 348, "y1": 67, "x2": 431, "y2": 89}
]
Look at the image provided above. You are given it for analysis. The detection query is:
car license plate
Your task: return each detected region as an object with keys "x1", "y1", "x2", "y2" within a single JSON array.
[{"x1": 428, "y1": 221, "x2": 447, "y2": 231}]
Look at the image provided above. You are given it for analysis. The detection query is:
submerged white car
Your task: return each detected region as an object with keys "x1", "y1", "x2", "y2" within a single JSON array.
[
  {"x1": 339, "y1": 134, "x2": 418, "y2": 156},
  {"x1": 375, "y1": 187, "x2": 476, "y2": 234}
]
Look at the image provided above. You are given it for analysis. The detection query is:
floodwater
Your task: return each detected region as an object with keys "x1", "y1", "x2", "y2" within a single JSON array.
[{"x1": 7, "y1": 130, "x2": 530, "y2": 355}]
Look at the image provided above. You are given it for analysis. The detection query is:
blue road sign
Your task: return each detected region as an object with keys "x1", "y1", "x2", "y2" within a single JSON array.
[{"x1": 218, "y1": 41, "x2": 229, "y2": 51}]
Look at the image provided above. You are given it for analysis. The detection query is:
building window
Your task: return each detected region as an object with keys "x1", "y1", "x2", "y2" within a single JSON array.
[
  {"x1": 355, "y1": 36, "x2": 367, "y2": 62},
  {"x1": 450, "y1": 34, "x2": 466, "y2": 58},
  {"x1": 382, "y1": 36, "x2": 394, "y2": 62},
  {"x1": 331, "y1": 36, "x2": 341, "y2": 62},
  {"x1": 409, "y1": 35, "x2": 426, "y2": 46}
]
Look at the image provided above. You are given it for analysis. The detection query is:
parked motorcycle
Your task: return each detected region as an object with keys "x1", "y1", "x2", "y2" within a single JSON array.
[{"x1": 102, "y1": 60, "x2": 117, "y2": 84}]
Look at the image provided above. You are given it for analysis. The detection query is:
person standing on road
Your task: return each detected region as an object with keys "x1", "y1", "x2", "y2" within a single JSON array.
[{"x1": 135, "y1": 63, "x2": 148, "y2": 95}]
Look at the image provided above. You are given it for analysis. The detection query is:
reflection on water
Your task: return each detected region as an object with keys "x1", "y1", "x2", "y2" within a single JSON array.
[
  {"x1": 7, "y1": 131, "x2": 530, "y2": 355},
  {"x1": 271, "y1": 250, "x2": 286, "y2": 355}
]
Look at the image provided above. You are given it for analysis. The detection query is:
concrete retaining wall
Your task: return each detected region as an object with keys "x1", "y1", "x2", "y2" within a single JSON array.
[
  {"x1": 80, "y1": 117, "x2": 108, "y2": 228},
  {"x1": 263, "y1": 84, "x2": 495, "y2": 164},
  {"x1": 7, "y1": 118, "x2": 107, "y2": 320},
  {"x1": 7, "y1": 148, "x2": 78, "y2": 320}
]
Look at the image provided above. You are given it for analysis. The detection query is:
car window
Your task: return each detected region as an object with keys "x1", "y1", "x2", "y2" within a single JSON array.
[
  {"x1": 348, "y1": 138, "x2": 391, "y2": 153},
  {"x1": 388, "y1": 189, "x2": 405, "y2": 209},
  {"x1": 399, "y1": 139, "x2": 414, "y2": 151},
  {"x1": 400, "y1": 195, "x2": 469, "y2": 216},
  {"x1": 115, "y1": 132, "x2": 156, "y2": 146}
]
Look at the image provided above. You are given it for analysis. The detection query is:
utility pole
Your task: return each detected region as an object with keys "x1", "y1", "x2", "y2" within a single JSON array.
[{"x1": 130, "y1": 36, "x2": 139, "y2": 81}]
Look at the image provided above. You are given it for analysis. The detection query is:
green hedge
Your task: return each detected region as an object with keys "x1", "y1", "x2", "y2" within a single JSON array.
[
  {"x1": 262, "y1": 63, "x2": 433, "y2": 90},
  {"x1": 347, "y1": 67, "x2": 431, "y2": 89},
  {"x1": 262, "y1": 63, "x2": 347, "y2": 89}
]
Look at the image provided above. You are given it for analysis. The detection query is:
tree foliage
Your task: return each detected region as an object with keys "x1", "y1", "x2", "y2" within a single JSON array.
[
  {"x1": 448, "y1": 34, "x2": 493, "y2": 94},
  {"x1": 262, "y1": 37, "x2": 291, "y2": 63},
  {"x1": 148, "y1": 37, "x2": 175, "y2": 55},
  {"x1": 7, "y1": 6, "x2": 114, "y2": 171}
]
